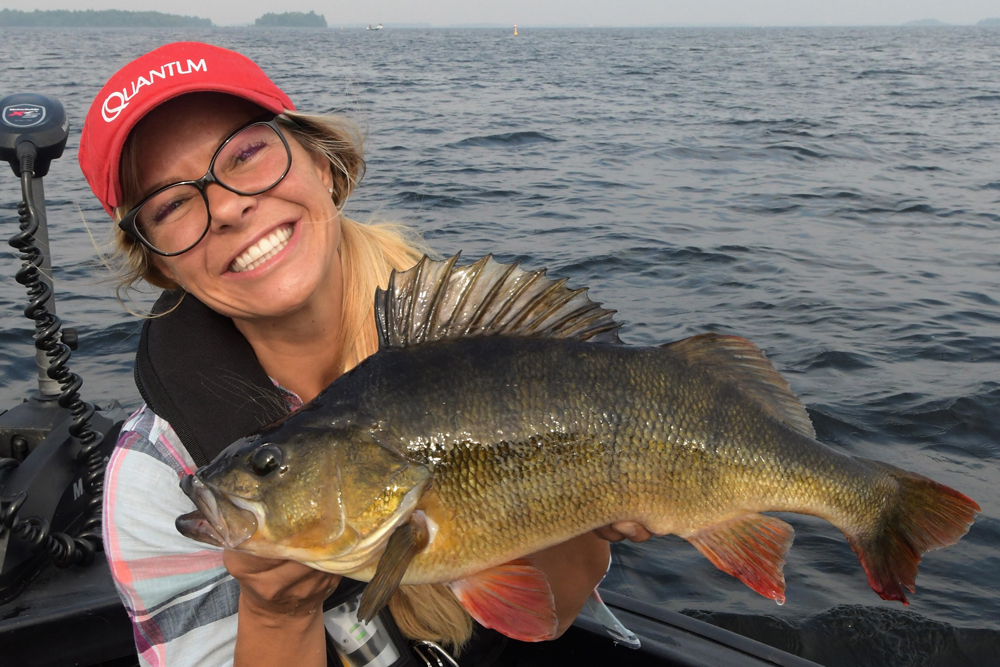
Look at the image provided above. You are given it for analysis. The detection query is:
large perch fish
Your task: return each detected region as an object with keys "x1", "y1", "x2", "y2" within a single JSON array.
[{"x1": 176, "y1": 255, "x2": 979, "y2": 642}]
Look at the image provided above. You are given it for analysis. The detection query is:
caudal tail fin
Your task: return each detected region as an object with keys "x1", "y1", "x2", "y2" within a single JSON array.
[{"x1": 846, "y1": 460, "x2": 980, "y2": 604}]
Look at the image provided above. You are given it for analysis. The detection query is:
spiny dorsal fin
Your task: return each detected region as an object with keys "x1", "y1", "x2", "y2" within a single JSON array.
[
  {"x1": 376, "y1": 254, "x2": 622, "y2": 349},
  {"x1": 663, "y1": 334, "x2": 815, "y2": 438}
]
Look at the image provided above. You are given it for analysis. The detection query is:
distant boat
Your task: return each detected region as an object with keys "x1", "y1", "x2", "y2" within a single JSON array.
[{"x1": 367, "y1": 24, "x2": 383, "y2": 30}]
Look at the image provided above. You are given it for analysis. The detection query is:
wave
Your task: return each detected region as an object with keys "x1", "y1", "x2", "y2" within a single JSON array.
[
  {"x1": 393, "y1": 191, "x2": 465, "y2": 208},
  {"x1": 800, "y1": 349, "x2": 876, "y2": 372},
  {"x1": 447, "y1": 131, "x2": 560, "y2": 148},
  {"x1": 764, "y1": 143, "x2": 827, "y2": 159},
  {"x1": 856, "y1": 68, "x2": 922, "y2": 78}
]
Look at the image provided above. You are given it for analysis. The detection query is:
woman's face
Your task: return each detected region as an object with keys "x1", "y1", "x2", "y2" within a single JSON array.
[{"x1": 133, "y1": 93, "x2": 341, "y2": 322}]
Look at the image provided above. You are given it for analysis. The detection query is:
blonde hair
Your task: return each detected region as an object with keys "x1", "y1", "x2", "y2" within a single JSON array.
[
  {"x1": 111, "y1": 102, "x2": 475, "y2": 651},
  {"x1": 390, "y1": 584, "x2": 475, "y2": 653}
]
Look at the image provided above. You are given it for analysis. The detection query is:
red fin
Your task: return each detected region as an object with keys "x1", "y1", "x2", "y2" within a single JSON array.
[
  {"x1": 447, "y1": 558, "x2": 557, "y2": 642},
  {"x1": 686, "y1": 513, "x2": 794, "y2": 604},
  {"x1": 846, "y1": 460, "x2": 980, "y2": 605}
]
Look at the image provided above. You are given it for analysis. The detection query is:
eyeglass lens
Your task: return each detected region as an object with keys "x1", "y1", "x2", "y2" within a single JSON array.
[{"x1": 134, "y1": 123, "x2": 289, "y2": 254}]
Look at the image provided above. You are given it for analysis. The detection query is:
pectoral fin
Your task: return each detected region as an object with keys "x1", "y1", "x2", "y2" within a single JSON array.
[
  {"x1": 686, "y1": 513, "x2": 794, "y2": 604},
  {"x1": 447, "y1": 558, "x2": 557, "y2": 642},
  {"x1": 358, "y1": 516, "x2": 430, "y2": 622}
]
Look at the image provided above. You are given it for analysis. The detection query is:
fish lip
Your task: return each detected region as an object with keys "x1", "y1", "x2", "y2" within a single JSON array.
[
  {"x1": 179, "y1": 474, "x2": 258, "y2": 549},
  {"x1": 175, "y1": 509, "x2": 226, "y2": 548}
]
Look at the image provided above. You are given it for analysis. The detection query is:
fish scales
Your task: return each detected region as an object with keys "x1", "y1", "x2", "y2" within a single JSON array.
[{"x1": 329, "y1": 335, "x2": 884, "y2": 583}]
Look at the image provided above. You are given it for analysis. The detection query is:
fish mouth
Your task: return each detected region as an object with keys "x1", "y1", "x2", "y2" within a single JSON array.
[{"x1": 177, "y1": 474, "x2": 258, "y2": 549}]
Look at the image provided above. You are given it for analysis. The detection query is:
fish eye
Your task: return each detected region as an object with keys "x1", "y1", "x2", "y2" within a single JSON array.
[{"x1": 249, "y1": 445, "x2": 282, "y2": 476}]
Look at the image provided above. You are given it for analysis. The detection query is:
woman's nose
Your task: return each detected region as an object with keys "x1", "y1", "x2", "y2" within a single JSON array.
[{"x1": 206, "y1": 184, "x2": 257, "y2": 231}]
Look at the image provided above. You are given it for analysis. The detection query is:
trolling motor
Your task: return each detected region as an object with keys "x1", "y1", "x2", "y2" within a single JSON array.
[{"x1": 0, "y1": 93, "x2": 126, "y2": 605}]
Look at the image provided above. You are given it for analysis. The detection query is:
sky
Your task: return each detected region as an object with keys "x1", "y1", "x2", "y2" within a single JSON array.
[{"x1": 4, "y1": 0, "x2": 999, "y2": 28}]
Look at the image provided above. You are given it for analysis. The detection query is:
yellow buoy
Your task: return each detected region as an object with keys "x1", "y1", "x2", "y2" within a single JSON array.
[{"x1": 514, "y1": 25, "x2": 518, "y2": 35}]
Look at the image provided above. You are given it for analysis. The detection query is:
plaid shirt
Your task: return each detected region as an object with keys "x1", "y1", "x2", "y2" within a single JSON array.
[{"x1": 103, "y1": 388, "x2": 303, "y2": 667}]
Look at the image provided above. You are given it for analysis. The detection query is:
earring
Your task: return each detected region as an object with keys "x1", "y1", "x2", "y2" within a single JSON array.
[{"x1": 328, "y1": 187, "x2": 334, "y2": 194}]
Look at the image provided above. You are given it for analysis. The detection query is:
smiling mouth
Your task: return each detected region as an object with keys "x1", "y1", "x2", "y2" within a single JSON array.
[{"x1": 230, "y1": 224, "x2": 293, "y2": 273}]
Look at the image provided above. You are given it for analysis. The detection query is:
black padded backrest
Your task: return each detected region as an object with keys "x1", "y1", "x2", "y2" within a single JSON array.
[{"x1": 134, "y1": 291, "x2": 288, "y2": 467}]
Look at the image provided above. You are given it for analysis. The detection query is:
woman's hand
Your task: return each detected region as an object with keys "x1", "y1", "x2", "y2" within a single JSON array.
[
  {"x1": 225, "y1": 550, "x2": 341, "y2": 667},
  {"x1": 530, "y1": 524, "x2": 657, "y2": 638},
  {"x1": 531, "y1": 532, "x2": 611, "y2": 638},
  {"x1": 225, "y1": 550, "x2": 341, "y2": 618},
  {"x1": 593, "y1": 521, "x2": 655, "y2": 543}
]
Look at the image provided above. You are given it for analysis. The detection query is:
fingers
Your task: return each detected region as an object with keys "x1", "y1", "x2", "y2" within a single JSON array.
[
  {"x1": 223, "y1": 550, "x2": 341, "y2": 616},
  {"x1": 223, "y1": 549, "x2": 291, "y2": 574},
  {"x1": 593, "y1": 526, "x2": 628, "y2": 542},
  {"x1": 593, "y1": 522, "x2": 655, "y2": 543}
]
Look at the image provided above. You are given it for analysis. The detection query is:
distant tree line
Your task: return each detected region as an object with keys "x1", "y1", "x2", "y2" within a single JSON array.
[
  {"x1": 254, "y1": 11, "x2": 327, "y2": 27},
  {"x1": 0, "y1": 9, "x2": 212, "y2": 27}
]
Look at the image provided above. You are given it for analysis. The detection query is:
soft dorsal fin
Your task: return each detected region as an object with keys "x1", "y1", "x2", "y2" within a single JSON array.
[
  {"x1": 376, "y1": 254, "x2": 622, "y2": 349},
  {"x1": 663, "y1": 334, "x2": 815, "y2": 438}
]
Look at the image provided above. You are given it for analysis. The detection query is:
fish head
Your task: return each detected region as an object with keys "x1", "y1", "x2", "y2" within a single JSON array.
[{"x1": 177, "y1": 413, "x2": 431, "y2": 569}]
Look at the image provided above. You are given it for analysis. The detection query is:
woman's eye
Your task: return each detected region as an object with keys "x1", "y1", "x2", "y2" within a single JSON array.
[
  {"x1": 153, "y1": 200, "x2": 184, "y2": 222},
  {"x1": 143, "y1": 191, "x2": 195, "y2": 225},
  {"x1": 230, "y1": 140, "x2": 267, "y2": 165}
]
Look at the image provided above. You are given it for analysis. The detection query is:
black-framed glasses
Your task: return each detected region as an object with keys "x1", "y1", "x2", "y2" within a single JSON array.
[{"x1": 118, "y1": 117, "x2": 293, "y2": 257}]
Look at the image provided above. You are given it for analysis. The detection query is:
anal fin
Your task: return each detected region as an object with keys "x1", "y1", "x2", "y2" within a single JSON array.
[
  {"x1": 586, "y1": 589, "x2": 641, "y2": 649},
  {"x1": 447, "y1": 558, "x2": 557, "y2": 642},
  {"x1": 359, "y1": 515, "x2": 429, "y2": 622},
  {"x1": 686, "y1": 513, "x2": 794, "y2": 604}
]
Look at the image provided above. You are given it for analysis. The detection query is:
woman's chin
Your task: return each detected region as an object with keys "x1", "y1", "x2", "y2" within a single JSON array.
[{"x1": 201, "y1": 271, "x2": 331, "y2": 322}]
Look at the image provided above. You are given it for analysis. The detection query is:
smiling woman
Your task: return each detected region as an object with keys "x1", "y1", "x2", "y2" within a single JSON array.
[{"x1": 79, "y1": 41, "x2": 640, "y2": 667}]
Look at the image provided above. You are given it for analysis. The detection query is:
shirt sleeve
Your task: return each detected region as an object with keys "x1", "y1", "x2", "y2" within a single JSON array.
[{"x1": 103, "y1": 405, "x2": 241, "y2": 667}]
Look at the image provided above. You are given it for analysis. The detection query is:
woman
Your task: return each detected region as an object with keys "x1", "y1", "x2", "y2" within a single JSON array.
[{"x1": 82, "y1": 42, "x2": 651, "y2": 667}]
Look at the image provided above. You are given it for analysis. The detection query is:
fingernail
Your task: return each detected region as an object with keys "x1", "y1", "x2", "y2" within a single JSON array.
[{"x1": 617, "y1": 523, "x2": 637, "y2": 537}]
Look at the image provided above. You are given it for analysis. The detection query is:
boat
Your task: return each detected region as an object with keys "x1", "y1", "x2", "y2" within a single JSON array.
[
  {"x1": 0, "y1": 92, "x2": 820, "y2": 667},
  {"x1": 367, "y1": 23, "x2": 383, "y2": 30}
]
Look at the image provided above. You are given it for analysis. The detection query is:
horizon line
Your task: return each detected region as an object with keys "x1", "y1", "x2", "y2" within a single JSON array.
[{"x1": 212, "y1": 22, "x2": 996, "y2": 29}]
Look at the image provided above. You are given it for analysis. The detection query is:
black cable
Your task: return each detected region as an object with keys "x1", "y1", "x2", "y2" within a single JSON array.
[{"x1": 0, "y1": 144, "x2": 105, "y2": 567}]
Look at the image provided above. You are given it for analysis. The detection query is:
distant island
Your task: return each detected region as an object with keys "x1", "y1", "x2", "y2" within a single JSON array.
[
  {"x1": 254, "y1": 11, "x2": 327, "y2": 27},
  {"x1": 0, "y1": 9, "x2": 211, "y2": 27},
  {"x1": 902, "y1": 19, "x2": 949, "y2": 26},
  {"x1": 979, "y1": 18, "x2": 1000, "y2": 26}
]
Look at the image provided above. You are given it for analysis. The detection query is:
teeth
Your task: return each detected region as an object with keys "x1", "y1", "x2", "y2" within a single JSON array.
[{"x1": 230, "y1": 226, "x2": 292, "y2": 273}]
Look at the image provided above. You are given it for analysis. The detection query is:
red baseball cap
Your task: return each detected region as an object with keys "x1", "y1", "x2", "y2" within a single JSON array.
[{"x1": 79, "y1": 42, "x2": 295, "y2": 217}]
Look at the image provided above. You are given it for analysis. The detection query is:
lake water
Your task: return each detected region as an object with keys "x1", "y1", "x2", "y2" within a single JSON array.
[{"x1": 1, "y1": 26, "x2": 998, "y2": 666}]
